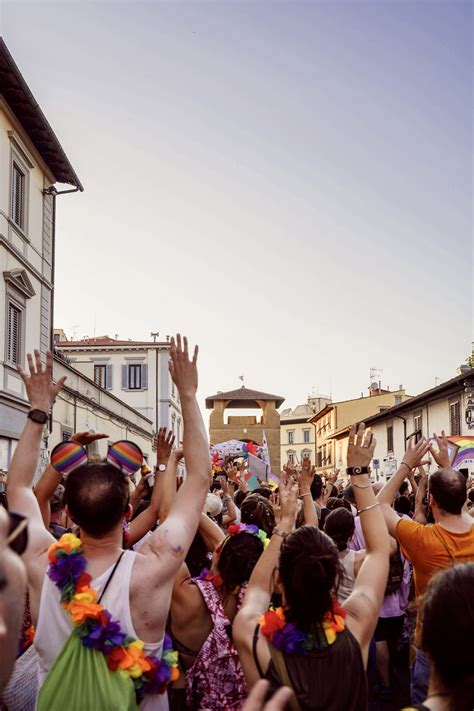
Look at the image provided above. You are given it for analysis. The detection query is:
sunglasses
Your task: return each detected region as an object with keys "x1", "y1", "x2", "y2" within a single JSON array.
[
  {"x1": 3, "y1": 511, "x2": 29, "y2": 556},
  {"x1": 51, "y1": 440, "x2": 144, "y2": 478}
]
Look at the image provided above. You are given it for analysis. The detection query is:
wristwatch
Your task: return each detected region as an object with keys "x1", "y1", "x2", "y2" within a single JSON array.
[
  {"x1": 346, "y1": 467, "x2": 370, "y2": 476},
  {"x1": 155, "y1": 463, "x2": 167, "y2": 473},
  {"x1": 272, "y1": 528, "x2": 288, "y2": 539},
  {"x1": 27, "y1": 409, "x2": 48, "y2": 425}
]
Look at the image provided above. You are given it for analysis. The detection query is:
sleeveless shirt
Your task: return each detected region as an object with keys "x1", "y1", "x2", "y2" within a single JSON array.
[
  {"x1": 34, "y1": 550, "x2": 167, "y2": 711},
  {"x1": 185, "y1": 579, "x2": 247, "y2": 710},
  {"x1": 337, "y1": 549, "x2": 356, "y2": 603}
]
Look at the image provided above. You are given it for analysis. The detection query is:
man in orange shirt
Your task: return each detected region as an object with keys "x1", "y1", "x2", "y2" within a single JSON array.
[{"x1": 377, "y1": 433, "x2": 474, "y2": 704}]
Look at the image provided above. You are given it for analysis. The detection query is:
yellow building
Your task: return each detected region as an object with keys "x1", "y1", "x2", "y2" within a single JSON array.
[
  {"x1": 206, "y1": 386, "x2": 284, "y2": 474},
  {"x1": 280, "y1": 395, "x2": 331, "y2": 466},
  {"x1": 309, "y1": 385, "x2": 411, "y2": 476}
]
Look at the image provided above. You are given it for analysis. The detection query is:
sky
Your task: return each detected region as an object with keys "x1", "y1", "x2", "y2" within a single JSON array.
[{"x1": 1, "y1": 0, "x2": 472, "y2": 415}]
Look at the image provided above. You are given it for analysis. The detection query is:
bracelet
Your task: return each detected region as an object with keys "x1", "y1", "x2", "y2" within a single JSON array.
[
  {"x1": 357, "y1": 502, "x2": 381, "y2": 514},
  {"x1": 352, "y1": 482, "x2": 372, "y2": 489},
  {"x1": 300, "y1": 492, "x2": 312, "y2": 498},
  {"x1": 273, "y1": 528, "x2": 288, "y2": 539},
  {"x1": 346, "y1": 467, "x2": 370, "y2": 476},
  {"x1": 400, "y1": 461, "x2": 412, "y2": 472}
]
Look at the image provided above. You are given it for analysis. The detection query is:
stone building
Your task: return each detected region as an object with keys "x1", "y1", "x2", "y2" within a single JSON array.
[{"x1": 206, "y1": 386, "x2": 284, "y2": 474}]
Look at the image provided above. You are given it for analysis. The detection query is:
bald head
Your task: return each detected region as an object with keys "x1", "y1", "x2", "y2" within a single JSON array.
[{"x1": 429, "y1": 467, "x2": 467, "y2": 515}]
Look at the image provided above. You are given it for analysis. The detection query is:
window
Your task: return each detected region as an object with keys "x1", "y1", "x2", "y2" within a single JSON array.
[
  {"x1": 450, "y1": 401, "x2": 461, "y2": 436},
  {"x1": 288, "y1": 431, "x2": 294, "y2": 444},
  {"x1": 327, "y1": 444, "x2": 332, "y2": 466},
  {"x1": 387, "y1": 423, "x2": 394, "y2": 453},
  {"x1": 11, "y1": 162, "x2": 26, "y2": 230},
  {"x1": 322, "y1": 444, "x2": 327, "y2": 464},
  {"x1": 61, "y1": 426, "x2": 73, "y2": 442},
  {"x1": 7, "y1": 302, "x2": 22, "y2": 364},
  {"x1": 122, "y1": 363, "x2": 148, "y2": 390},
  {"x1": 413, "y1": 411, "x2": 422, "y2": 442},
  {"x1": 303, "y1": 429, "x2": 310, "y2": 443},
  {"x1": 94, "y1": 365, "x2": 107, "y2": 388},
  {"x1": 317, "y1": 447, "x2": 322, "y2": 467},
  {"x1": 287, "y1": 452, "x2": 295, "y2": 464},
  {"x1": 128, "y1": 364, "x2": 142, "y2": 390},
  {"x1": 395, "y1": 395, "x2": 402, "y2": 405}
]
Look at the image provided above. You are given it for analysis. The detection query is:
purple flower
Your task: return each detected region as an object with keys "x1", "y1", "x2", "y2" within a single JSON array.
[
  {"x1": 244, "y1": 524, "x2": 259, "y2": 535},
  {"x1": 162, "y1": 634, "x2": 174, "y2": 652},
  {"x1": 145, "y1": 659, "x2": 171, "y2": 694},
  {"x1": 273, "y1": 623, "x2": 307, "y2": 654},
  {"x1": 48, "y1": 554, "x2": 87, "y2": 588},
  {"x1": 197, "y1": 568, "x2": 210, "y2": 581},
  {"x1": 80, "y1": 612, "x2": 126, "y2": 653}
]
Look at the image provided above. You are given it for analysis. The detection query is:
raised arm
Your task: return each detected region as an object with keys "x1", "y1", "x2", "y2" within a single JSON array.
[
  {"x1": 7, "y1": 351, "x2": 66, "y2": 560},
  {"x1": 377, "y1": 437, "x2": 430, "y2": 535},
  {"x1": 342, "y1": 424, "x2": 391, "y2": 665},
  {"x1": 198, "y1": 512, "x2": 225, "y2": 551},
  {"x1": 299, "y1": 457, "x2": 318, "y2": 527},
  {"x1": 141, "y1": 336, "x2": 211, "y2": 578},
  {"x1": 234, "y1": 480, "x2": 298, "y2": 687},
  {"x1": 413, "y1": 465, "x2": 428, "y2": 524},
  {"x1": 34, "y1": 431, "x2": 108, "y2": 528}
]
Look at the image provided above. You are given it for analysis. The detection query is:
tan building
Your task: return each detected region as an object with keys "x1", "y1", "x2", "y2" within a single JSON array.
[
  {"x1": 280, "y1": 395, "x2": 331, "y2": 466},
  {"x1": 309, "y1": 385, "x2": 411, "y2": 476},
  {"x1": 206, "y1": 386, "x2": 284, "y2": 474}
]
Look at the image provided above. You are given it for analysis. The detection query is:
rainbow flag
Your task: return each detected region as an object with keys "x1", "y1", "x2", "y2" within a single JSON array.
[{"x1": 449, "y1": 436, "x2": 474, "y2": 469}]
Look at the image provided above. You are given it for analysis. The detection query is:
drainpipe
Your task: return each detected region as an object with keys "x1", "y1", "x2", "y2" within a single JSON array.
[
  {"x1": 394, "y1": 414, "x2": 407, "y2": 443},
  {"x1": 43, "y1": 184, "x2": 81, "y2": 434},
  {"x1": 155, "y1": 348, "x2": 159, "y2": 433}
]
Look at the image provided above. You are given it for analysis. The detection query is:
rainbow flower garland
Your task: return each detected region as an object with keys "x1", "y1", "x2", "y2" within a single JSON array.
[
  {"x1": 259, "y1": 601, "x2": 346, "y2": 655},
  {"x1": 47, "y1": 533, "x2": 179, "y2": 700},
  {"x1": 227, "y1": 523, "x2": 269, "y2": 548}
]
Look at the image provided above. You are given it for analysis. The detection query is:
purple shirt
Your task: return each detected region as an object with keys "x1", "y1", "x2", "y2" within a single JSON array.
[{"x1": 348, "y1": 515, "x2": 411, "y2": 618}]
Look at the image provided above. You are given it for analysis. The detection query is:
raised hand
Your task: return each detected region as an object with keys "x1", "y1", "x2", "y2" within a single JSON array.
[
  {"x1": 347, "y1": 423, "x2": 376, "y2": 468},
  {"x1": 270, "y1": 491, "x2": 282, "y2": 523},
  {"x1": 155, "y1": 427, "x2": 175, "y2": 465},
  {"x1": 402, "y1": 435, "x2": 431, "y2": 470},
  {"x1": 17, "y1": 350, "x2": 66, "y2": 413},
  {"x1": 299, "y1": 457, "x2": 314, "y2": 494},
  {"x1": 326, "y1": 470, "x2": 338, "y2": 485},
  {"x1": 242, "y1": 679, "x2": 293, "y2": 711},
  {"x1": 279, "y1": 477, "x2": 299, "y2": 527},
  {"x1": 70, "y1": 431, "x2": 109, "y2": 446},
  {"x1": 168, "y1": 334, "x2": 198, "y2": 398},
  {"x1": 429, "y1": 431, "x2": 451, "y2": 469}
]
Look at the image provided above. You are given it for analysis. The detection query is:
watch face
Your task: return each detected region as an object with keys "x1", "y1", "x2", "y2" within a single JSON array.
[
  {"x1": 28, "y1": 409, "x2": 48, "y2": 424},
  {"x1": 158, "y1": 464, "x2": 167, "y2": 472}
]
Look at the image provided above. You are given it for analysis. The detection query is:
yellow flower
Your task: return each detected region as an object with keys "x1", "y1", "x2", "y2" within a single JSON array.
[{"x1": 58, "y1": 533, "x2": 82, "y2": 550}]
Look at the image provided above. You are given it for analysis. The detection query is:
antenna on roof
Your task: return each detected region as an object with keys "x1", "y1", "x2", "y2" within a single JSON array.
[
  {"x1": 370, "y1": 366, "x2": 383, "y2": 387},
  {"x1": 114, "y1": 334, "x2": 119, "y2": 341},
  {"x1": 238, "y1": 375, "x2": 245, "y2": 388},
  {"x1": 150, "y1": 332, "x2": 160, "y2": 343}
]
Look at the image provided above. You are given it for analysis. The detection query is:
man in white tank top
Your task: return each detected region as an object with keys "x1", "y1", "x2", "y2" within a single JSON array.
[{"x1": 6, "y1": 337, "x2": 211, "y2": 709}]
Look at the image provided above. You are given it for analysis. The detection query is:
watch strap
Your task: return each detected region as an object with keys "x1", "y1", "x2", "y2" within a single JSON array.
[
  {"x1": 346, "y1": 466, "x2": 370, "y2": 476},
  {"x1": 27, "y1": 409, "x2": 48, "y2": 424}
]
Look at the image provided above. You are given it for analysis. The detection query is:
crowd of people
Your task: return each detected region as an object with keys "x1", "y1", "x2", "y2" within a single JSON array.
[{"x1": 0, "y1": 337, "x2": 473, "y2": 711}]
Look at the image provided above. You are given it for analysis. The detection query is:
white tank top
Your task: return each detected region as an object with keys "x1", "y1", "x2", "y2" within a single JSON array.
[
  {"x1": 34, "y1": 550, "x2": 168, "y2": 711},
  {"x1": 337, "y1": 548, "x2": 356, "y2": 603}
]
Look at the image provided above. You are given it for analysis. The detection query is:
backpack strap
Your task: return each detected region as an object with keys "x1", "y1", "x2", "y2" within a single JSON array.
[
  {"x1": 98, "y1": 551, "x2": 125, "y2": 603},
  {"x1": 268, "y1": 644, "x2": 302, "y2": 711},
  {"x1": 430, "y1": 526, "x2": 455, "y2": 565}
]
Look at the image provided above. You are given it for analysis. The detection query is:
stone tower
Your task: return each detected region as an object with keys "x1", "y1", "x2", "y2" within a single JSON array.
[{"x1": 206, "y1": 386, "x2": 285, "y2": 474}]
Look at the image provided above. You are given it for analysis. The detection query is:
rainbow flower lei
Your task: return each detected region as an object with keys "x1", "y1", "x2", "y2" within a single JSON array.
[
  {"x1": 227, "y1": 523, "x2": 270, "y2": 548},
  {"x1": 259, "y1": 601, "x2": 346, "y2": 655},
  {"x1": 47, "y1": 533, "x2": 179, "y2": 700}
]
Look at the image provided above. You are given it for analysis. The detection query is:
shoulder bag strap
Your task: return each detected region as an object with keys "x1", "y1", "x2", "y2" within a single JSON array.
[
  {"x1": 268, "y1": 644, "x2": 302, "y2": 711},
  {"x1": 98, "y1": 551, "x2": 125, "y2": 603},
  {"x1": 430, "y1": 526, "x2": 455, "y2": 565}
]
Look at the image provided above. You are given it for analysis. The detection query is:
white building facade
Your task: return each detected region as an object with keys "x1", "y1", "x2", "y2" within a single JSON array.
[
  {"x1": 0, "y1": 39, "x2": 82, "y2": 470},
  {"x1": 55, "y1": 336, "x2": 182, "y2": 440},
  {"x1": 280, "y1": 396, "x2": 331, "y2": 466},
  {"x1": 331, "y1": 369, "x2": 474, "y2": 478}
]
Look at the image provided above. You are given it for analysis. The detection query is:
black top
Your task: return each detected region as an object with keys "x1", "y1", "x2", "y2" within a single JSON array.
[{"x1": 253, "y1": 624, "x2": 368, "y2": 711}]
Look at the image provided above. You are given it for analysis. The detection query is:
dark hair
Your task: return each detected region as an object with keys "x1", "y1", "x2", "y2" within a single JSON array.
[
  {"x1": 429, "y1": 468, "x2": 467, "y2": 515},
  {"x1": 186, "y1": 531, "x2": 211, "y2": 578},
  {"x1": 210, "y1": 480, "x2": 222, "y2": 493},
  {"x1": 240, "y1": 494, "x2": 275, "y2": 536},
  {"x1": 218, "y1": 533, "x2": 264, "y2": 590},
  {"x1": 342, "y1": 485, "x2": 356, "y2": 505},
  {"x1": 279, "y1": 525, "x2": 341, "y2": 632},
  {"x1": 394, "y1": 496, "x2": 412, "y2": 515},
  {"x1": 421, "y1": 564, "x2": 474, "y2": 710},
  {"x1": 234, "y1": 490, "x2": 249, "y2": 508},
  {"x1": 324, "y1": 508, "x2": 355, "y2": 551},
  {"x1": 252, "y1": 487, "x2": 272, "y2": 500},
  {"x1": 327, "y1": 497, "x2": 352, "y2": 513},
  {"x1": 310, "y1": 474, "x2": 323, "y2": 500},
  {"x1": 64, "y1": 463, "x2": 130, "y2": 537},
  {"x1": 399, "y1": 481, "x2": 409, "y2": 496},
  {"x1": 468, "y1": 489, "x2": 474, "y2": 504}
]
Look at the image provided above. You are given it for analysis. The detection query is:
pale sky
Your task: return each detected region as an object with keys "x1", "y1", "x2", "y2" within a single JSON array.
[{"x1": 2, "y1": 0, "x2": 472, "y2": 414}]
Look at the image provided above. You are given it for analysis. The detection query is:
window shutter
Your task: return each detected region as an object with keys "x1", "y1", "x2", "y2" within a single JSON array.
[
  {"x1": 141, "y1": 364, "x2": 148, "y2": 389},
  {"x1": 106, "y1": 364, "x2": 113, "y2": 390},
  {"x1": 7, "y1": 304, "x2": 21, "y2": 364},
  {"x1": 121, "y1": 364, "x2": 128, "y2": 389}
]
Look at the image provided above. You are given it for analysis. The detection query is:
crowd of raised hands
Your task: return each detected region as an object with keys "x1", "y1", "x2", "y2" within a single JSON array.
[{"x1": 0, "y1": 337, "x2": 473, "y2": 711}]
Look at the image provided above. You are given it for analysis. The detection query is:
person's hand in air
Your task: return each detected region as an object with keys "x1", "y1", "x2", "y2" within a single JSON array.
[
  {"x1": 242, "y1": 679, "x2": 294, "y2": 711},
  {"x1": 17, "y1": 350, "x2": 66, "y2": 412},
  {"x1": 429, "y1": 431, "x2": 451, "y2": 469},
  {"x1": 169, "y1": 335, "x2": 198, "y2": 398},
  {"x1": 69, "y1": 431, "x2": 109, "y2": 446}
]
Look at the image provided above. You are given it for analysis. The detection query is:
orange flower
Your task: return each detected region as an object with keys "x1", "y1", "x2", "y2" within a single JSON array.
[
  {"x1": 259, "y1": 608, "x2": 286, "y2": 636},
  {"x1": 65, "y1": 597, "x2": 103, "y2": 624}
]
